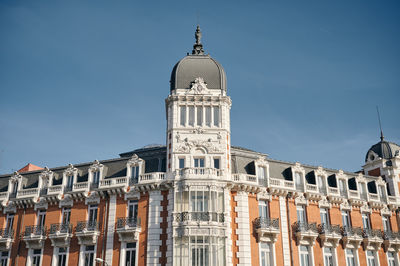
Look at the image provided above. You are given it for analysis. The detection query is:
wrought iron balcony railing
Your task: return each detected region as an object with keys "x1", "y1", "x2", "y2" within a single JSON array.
[
  {"x1": 63, "y1": 186, "x2": 73, "y2": 193},
  {"x1": 116, "y1": 217, "x2": 139, "y2": 229},
  {"x1": 174, "y1": 212, "x2": 224, "y2": 223},
  {"x1": 293, "y1": 222, "x2": 318, "y2": 233},
  {"x1": 9, "y1": 192, "x2": 17, "y2": 199},
  {"x1": 76, "y1": 221, "x2": 99, "y2": 232},
  {"x1": 0, "y1": 228, "x2": 14, "y2": 239},
  {"x1": 39, "y1": 188, "x2": 48, "y2": 196},
  {"x1": 382, "y1": 230, "x2": 400, "y2": 240},
  {"x1": 363, "y1": 228, "x2": 383, "y2": 239},
  {"x1": 129, "y1": 177, "x2": 138, "y2": 186},
  {"x1": 254, "y1": 217, "x2": 279, "y2": 230},
  {"x1": 24, "y1": 226, "x2": 46, "y2": 237},
  {"x1": 90, "y1": 182, "x2": 99, "y2": 190},
  {"x1": 341, "y1": 226, "x2": 363, "y2": 237},
  {"x1": 318, "y1": 224, "x2": 341, "y2": 235},
  {"x1": 49, "y1": 223, "x2": 72, "y2": 234}
]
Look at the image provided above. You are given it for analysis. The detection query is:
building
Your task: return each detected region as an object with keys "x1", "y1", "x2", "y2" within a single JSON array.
[{"x1": 0, "y1": 26, "x2": 400, "y2": 266}]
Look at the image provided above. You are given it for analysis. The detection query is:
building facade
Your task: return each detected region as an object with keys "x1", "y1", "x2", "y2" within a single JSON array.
[{"x1": 1, "y1": 26, "x2": 400, "y2": 266}]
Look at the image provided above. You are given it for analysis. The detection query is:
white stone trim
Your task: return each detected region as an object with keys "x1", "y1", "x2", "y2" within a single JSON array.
[
  {"x1": 146, "y1": 190, "x2": 163, "y2": 265},
  {"x1": 234, "y1": 191, "x2": 251, "y2": 266},
  {"x1": 105, "y1": 194, "x2": 117, "y2": 265},
  {"x1": 279, "y1": 196, "x2": 291, "y2": 266}
]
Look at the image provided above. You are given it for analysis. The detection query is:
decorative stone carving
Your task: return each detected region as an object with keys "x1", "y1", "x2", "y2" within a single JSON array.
[
  {"x1": 257, "y1": 190, "x2": 271, "y2": 201},
  {"x1": 318, "y1": 197, "x2": 331, "y2": 209},
  {"x1": 58, "y1": 194, "x2": 74, "y2": 208},
  {"x1": 186, "y1": 77, "x2": 210, "y2": 95},
  {"x1": 175, "y1": 138, "x2": 222, "y2": 154},
  {"x1": 192, "y1": 128, "x2": 205, "y2": 134},
  {"x1": 381, "y1": 206, "x2": 392, "y2": 217},
  {"x1": 85, "y1": 191, "x2": 100, "y2": 205},
  {"x1": 64, "y1": 164, "x2": 77, "y2": 176},
  {"x1": 295, "y1": 195, "x2": 308, "y2": 206},
  {"x1": 34, "y1": 197, "x2": 48, "y2": 211},
  {"x1": 3, "y1": 201, "x2": 16, "y2": 214},
  {"x1": 340, "y1": 201, "x2": 352, "y2": 211},
  {"x1": 89, "y1": 160, "x2": 103, "y2": 172},
  {"x1": 360, "y1": 203, "x2": 372, "y2": 214}
]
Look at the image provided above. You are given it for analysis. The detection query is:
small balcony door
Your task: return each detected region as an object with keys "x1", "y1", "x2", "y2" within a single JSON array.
[
  {"x1": 320, "y1": 208, "x2": 330, "y2": 226},
  {"x1": 258, "y1": 200, "x2": 269, "y2": 219},
  {"x1": 37, "y1": 210, "x2": 46, "y2": 228},
  {"x1": 62, "y1": 208, "x2": 71, "y2": 225},
  {"x1": 88, "y1": 205, "x2": 98, "y2": 223},
  {"x1": 128, "y1": 200, "x2": 138, "y2": 220}
]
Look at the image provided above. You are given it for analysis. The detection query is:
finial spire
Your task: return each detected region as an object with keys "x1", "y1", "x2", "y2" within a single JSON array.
[
  {"x1": 192, "y1": 25, "x2": 204, "y2": 55},
  {"x1": 376, "y1": 106, "x2": 384, "y2": 141}
]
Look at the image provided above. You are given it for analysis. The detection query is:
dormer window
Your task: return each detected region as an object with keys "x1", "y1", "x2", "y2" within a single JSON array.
[
  {"x1": 92, "y1": 171, "x2": 100, "y2": 185},
  {"x1": 131, "y1": 166, "x2": 139, "y2": 179},
  {"x1": 66, "y1": 174, "x2": 74, "y2": 189},
  {"x1": 258, "y1": 166, "x2": 266, "y2": 179}
]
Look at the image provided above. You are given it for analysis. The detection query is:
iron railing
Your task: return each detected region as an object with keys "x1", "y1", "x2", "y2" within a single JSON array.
[
  {"x1": 9, "y1": 192, "x2": 17, "y2": 199},
  {"x1": 39, "y1": 188, "x2": 48, "y2": 196},
  {"x1": 174, "y1": 212, "x2": 224, "y2": 223},
  {"x1": 49, "y1": 223, "x2": 72, "y2": 234},
  {"x1": 90, "y1": 182, "x2": 99, "y2": 190},
  {"x1": 318, "y1": 224, "x2": 341, "y2": 235},
  {"x1": 341, "y1": 226, "x2": 363, "y2": 237},
  {"x1": 64, "y1": 186, "x2": 73, "y2": 193},
  {"x1": 363, "y1": 228, "x2": 383, "y2": 239},
  {"x1": 254, "y1": 217, "x2": 279, "y2": 230},
  {"x1": 76, "y1": 221, "x2": 99, "y2": 232},
  {"x1": 293, "y1": 222, "x2": 318, "y2": 233},
  {"x1": 129, "y1": 177, "x2": 138, "y2": 186},
  {"x1": 0, "y1": 228, "x2": 14, "y2": 239},
  {"x1": 382, "y1": 230, "x2": 400, "y2": 240},
  {"x1": 24, "y1": 225, "x2": 46, "y2": 237},
  {"x1": 116, "y1": 217, "x2": 139, "y2": 229}
]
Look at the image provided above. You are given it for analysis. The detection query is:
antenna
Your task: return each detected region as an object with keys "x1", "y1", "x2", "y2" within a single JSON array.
[
  {"x1": 196, "y1": 10, "x2": 200, "y2": 26},
  {"x1": 376, "y1": 106, "x2": 384, "y2": 141}
]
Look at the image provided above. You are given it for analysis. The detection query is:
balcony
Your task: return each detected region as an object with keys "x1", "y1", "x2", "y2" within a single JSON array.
[
  {"x1": 72, "y1": 182, "x2": 89, "y2": 192},
  {"x1": 115, "y1": 217, "x2": 141, "y2": 242},
  {"x1": 174, "y1": 212, "x2": 225, "y2": 224},
  {"x1": 0, "y1": 229, "x2": 14, "y2": 251},
  {"x1": 8, "y1": 192, "x2": 17, "y2": 200},
  {"x1": 383, "y1": 231, "x2": 400, "y2": 252},
  {"x1": 341, "y1": 226, "x2": 363, "y2": 249},
  {"x1": 348, "y1": 190, "x2": 363, "y2": 206},
  {"x1": 368, "y1": 193, "x2": 385, "y2": 209},
  {"x1": 305, "y1": 184, "x2": 323, "y2": 200},
  {"x1": 99, "y1": 177, "x2": 128, "y2": 190},
  {"x1": 0, "y1": 192, "x2": 9, "y2": 202},
  {"x1": 388, "y1": 196, "x2": 399, "y2": 209},
  {"x1": 48, "y1": 223, "x2": 73, "y2": 247},
  {"x1": 327, "y1": 187, "x2": 344, "y2": 203},
  {"x1": 177, "y1": 168, "x2": 222, "y2": 180},
  {"x1": 23, "y1": 226, "x2": 47, "y2": 249},
  {"x1": 138, "y1": 172, "x2": 166, "y2": 184},
  {"x1": 293, "y1": 222, "x2": 318, "y2": 246},
  {"x1": 254, "y1": 217, "x2": 280, "y2": 243},
  {"x1": 268, "y1": 178, "x2": 295, "y2": 196},
  {"x1": 63, "y1": 186, "x2": 73, "y2": 193},
  {"x1": 318, "y1": 224, "x2": 341, "y2": 247},
  {"x1": 47, "y1": 185, "x2": 63, "y2": 196},
  {"x1": 17, "y1": 188, "x2": 39, "y2": 200},
  {"x1": 232, "y1": 174, "x2": 257, "y2": 184},
  {"x1": 362, "y1": 228, "x2": 383, "y2": 251},
  {"x1": 75, "y1": 221, "x2": 100, "y2": 245}
]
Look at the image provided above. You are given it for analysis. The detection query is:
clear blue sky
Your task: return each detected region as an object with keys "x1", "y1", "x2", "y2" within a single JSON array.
[{"x1": 1, "y1": 0, "x2": 399, "y2": 174}]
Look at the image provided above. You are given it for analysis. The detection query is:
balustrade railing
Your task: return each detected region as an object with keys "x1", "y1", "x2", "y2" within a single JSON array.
[
  {"x1": 0, "y1": 228, "x2": 14, "y2": 239},
  {"x1": 363, "y1": 228, "x2": 383, "y2": 239},
  {"x1": 269, "y1": 178, "x2": 295, "y2": 190},
  {"x1": 368, "y1": 193, "x2": 379, "y2": 201},
  {"x1": 306, "y1": 184, "x2": 318, "y2": 192},
  {"x1": 328, "y1": 187, "x2": 339, "y2": 195},
  {"x1": 24, "y1": 226, "x2": 46, "y2": 237},
  {"x1": 49, "y1": 223, "x2": 72, "y2": 234},
  {"x1": 64, "y1": 186, "x2": 73, "y2": 193},
  {"x1": 39, "y1": 188, "x2": 48, "y2": 196},
  {"x1": 139, "y1": 172, "x2": 166, "y2": 182},
  {"x1": 116, "y1": 217, "x2": 139, "y2": 229},
  {"x1": 17, "y1": 188, "x2": 38, "y2": 197},
  {"x1": 318, "y1": 223, "x2": 341, "y2": 234},
  {"x1": 174, "y1": 212, "x2": 224, "y2": 223},
  {"x1": 73, "y1": 182, "x2": 89, "y2": 191},
  {"x1": 254, "y1": 217, "x2": 279, "y2": 230},
  {"x1": 348, "y1": 190, "x2": 359, "y2": 198},
  {"x1": 48, "y1": 185, "x2": 63, "y2": 194},
  {"x1": 76, "y1": 221, "x2": 99, "y2": 232}
]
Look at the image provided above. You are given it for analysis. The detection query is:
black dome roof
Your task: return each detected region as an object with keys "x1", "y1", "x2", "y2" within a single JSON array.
[{"x1": 366, "y1": 139, "x2": 400, "y2": 162}]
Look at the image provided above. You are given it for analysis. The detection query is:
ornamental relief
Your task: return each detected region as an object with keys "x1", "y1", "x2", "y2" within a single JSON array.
[
  {"x1": 186, "y1": 77, "x2": 210, "y2": 95},
  {"x1": 174, "y1": 138, "x2": 223, "y2": 154}
]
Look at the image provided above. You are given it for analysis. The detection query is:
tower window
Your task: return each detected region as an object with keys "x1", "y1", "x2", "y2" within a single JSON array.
[
  {"x1": 205, "y1": 107, "x2": 211, "y2": 126},
  {"x1": 180, "y1": 106, "x2": 186, "y2": 126},
  {"x1": 213, "y1": 158, "x2": 220, "y2": 169},
  {"x1": 188, "y1": 106, "x2": 195, "y2": 126},
  {"x1": 179, "y1": 158, "x2": 185, "y2": 169},
  {"x1": 197, "y1": 106, "x2": 203, "y2": 126},
  {"x1": 213, "y1": 107, "x2": 220, "y2": 127},
  {"x1": 194, "y1": 158, "x2": 205, "y2": 168}
]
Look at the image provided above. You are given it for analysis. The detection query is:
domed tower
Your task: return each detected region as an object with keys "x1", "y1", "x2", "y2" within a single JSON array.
[
  {"x1": 165, "y1": 26, "x2": 233, "y2": 265},
  {"x1": 363, "y1": 132, "x2": 400, "y2": 199}
]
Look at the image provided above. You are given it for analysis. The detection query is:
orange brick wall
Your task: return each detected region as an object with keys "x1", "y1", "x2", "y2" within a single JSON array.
[
  {"x1": 248, "y1": 193, "x2": 259, "y2": 266},
  {"x1": 368, "y1": 168, "x2": 381, "y2": 177},
  {"x1": 137, "y1": 192, "x2": 149, "y2": 266},
  {"x1": 69, "y1": 200, "x2": 88, "y2": 266}
]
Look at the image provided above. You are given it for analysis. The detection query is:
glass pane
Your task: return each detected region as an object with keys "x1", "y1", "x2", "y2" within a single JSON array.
[
  {"x1": 189, "y1": 107, "x2": 195, "y2": 126},
  {"x1": 180, "y1": 106, "x2": 186, "y2": 126},
  {"x1": 205, "y1": 107, "x2": 211, "y2": 126},
  {"x1": 213, "y1": 107, "x2": 219, "y2": 127},
  {"x1": 197, "y1": 107, "x2": 203, "y2": 126}
]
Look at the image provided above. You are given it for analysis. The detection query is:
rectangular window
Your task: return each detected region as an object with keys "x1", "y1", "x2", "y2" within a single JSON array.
[
  {"x1": 179, "y1": 158, "x2": 185, "y2": 169},
  {"x1": 84, "y1": 245, "x2": 95, "y2": 266},
  {"x1": 32, "y1": 249, "x2": 42, "y2": 266},
  {"x1": 295, "y1": 172, "x2": 303, "y2": 188},
  {"x1": 131, "y1": 166, "x2": 139, "y2": 179},
  {"x1": 6, "y1": 214, "x2": 14, "y2": 232},
  {"x1": 362, "y1": 213, "x2": 371, "y2": 230},
  {"x1": 62, "y1": 208, "x2": 71, "y2": 225},
  {"x1": 324, "y1": 247, "x2": 334, "y2": 266},
  {"x1": 339, "y1": 179, "x2": 347, "y2": 196},
  {"x1": 342, "y1": 211, "x2": 351, "y2": 229},
  {"x1": 366, "y1": 250, "x2": 377, "y2": 266},
  {"x1": 37, "y1": 210, "x2": 46, "y2": 228},
  {"x1": 297, "y1": 205, "x2": 306, "y2": 224},
  {"x1": 189, "y1": 106, "x2": 195, "y2": 126},
  {"x1": 197, "y1": 106, "x2": 203, "y2": 126},
  {"x1": 92, "y1": 171, "x2": 100, "y2": 184},
  {"x1": 125, "y1": 242, "x2": 137, "y2": 266},
  {"x1": 260, "y1": 242, "x2": 273, "y2": 266},
  {"x1": 12, "y1": 182, "x2": 18, "y2": 194},
  {"x1": 88, "y1": 205, "x2": 98, "y2": 223},
  {"x1": 299, "y1": 245, "x2": 311, "y2": 266},
  {"x1": 383, "y1": 216, "x2": 391, "y2": 232},
  {"x1": 0, "y1": 251, "x2": 8, "y2": 266},
  {"x1": 320, "y1": 208, "x2": 330, "y2": 226},
  {"x1": 58, "y1": 247, "x2": 68, "y2": 266},
  {"x1": 213, "y1": 107, "x2": 219, "y2": 127},
  {"x1": 388, "y1": 252, "x2": 396, "y2": 266},
  {"x1": 66, "y1": 175, "x2": 74, "y2": 188},
  {"x1": 258, "y1": 167, "x2": 266, "y2": 179},
  {"x1": 318, "y1": 175, "x2": 326, "y2": 193},
  {"x1": 128, "y1": 200, "x2": 138, "y2": 219},
  {"x1": 213, "y1": 158, "x2": 220, "y2": 169},
  {"x1": 194, "y1": 158, "x2": 205, "y2": 168},
  {"x1": 346, "y1": 249, "x2": 356, "y2": 266},
  {"x1": 205, "y1": 106, "x2": 211, "y2": 126},
  {"x1": 258, "y1": 200, "x2": 269, "y2": 219},
  {"x1": 180, "y1": 106, "x2": 186, "y2": 126},
  {"x1": 190, "y1": 191, "x2": 209, "y2": 212}
]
